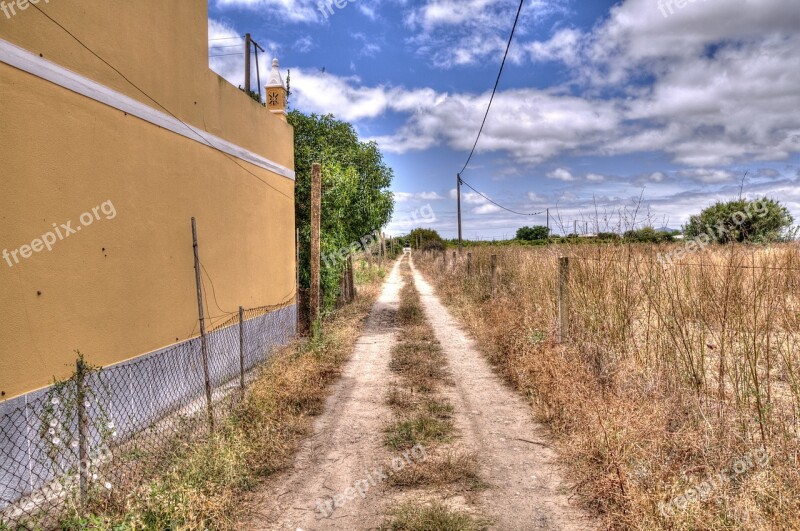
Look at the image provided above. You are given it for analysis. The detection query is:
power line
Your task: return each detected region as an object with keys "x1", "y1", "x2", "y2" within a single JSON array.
[
  {"x1": 458, "y1": 0, "x2": 525, "y2": 176},
  {"x1": 29, "y1": 4, "x2": 294, "y2": 202},
  {"x1": 210, "y1": 52, "x2": 245, "y2": 58},
  {"x1": 208, "y1": 36, "x2": 244, "y2": 41},
  {"x1": 460, "y1": 177, "x2": 544, "y2": 217},
  {"x1": 456, "y1": 0, "x2": 534, "y2": 247}
]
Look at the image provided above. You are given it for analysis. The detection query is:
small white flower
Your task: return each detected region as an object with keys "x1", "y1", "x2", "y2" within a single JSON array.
[
  {"x1": 71, "y1": 441, "x2": 78, "y2": 449},
  {"x1": 48, "y1": 428, "x2": 55, "y2": 435},
  {"x1": 51, "y1": 397, "x2": 60, "y2": 406},
  {"x1": 92, "y1": 473, "x2": 98, "y2": 480},
  {"x1": 49, "y1": 419, "x2": 58, "y2": 428},
  {"x1": 104, "y1": 482, "x2": 112, "y2": 490},
  {"x1": 52, "y1": 437, "x2": 61, "y2": 446},
  {"x1": 84, "y1": 401, "x2": 90, "y2": 408},
  {"x1": 111, "y1": 431, "x2": 118, "y2": 438},
  {"x1": 107, "y1": 421, "x2": 115, "y2": 429}
]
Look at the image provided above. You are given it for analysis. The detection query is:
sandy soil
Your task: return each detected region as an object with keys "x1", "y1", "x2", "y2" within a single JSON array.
[
  {"x1": 242, "y1": 259, "x2": 403, "y2": 530},
  {"x1": 409, "y1": 259, "x2": 596, "y2": 531}
]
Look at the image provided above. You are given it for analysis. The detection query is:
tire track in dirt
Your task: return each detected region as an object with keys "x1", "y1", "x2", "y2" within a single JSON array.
[
  {"x1": 243, "y1": 260, "x2": 403, "y2": 530},
  {"x1": 409, "y1": 259, "x2": 597, "y2": 531}
]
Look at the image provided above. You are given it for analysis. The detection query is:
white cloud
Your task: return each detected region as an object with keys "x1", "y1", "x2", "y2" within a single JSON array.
[
  {"x1": 526, "y1": 28, "x2": 581, "y2": 65},
  {"x1": 677, "y1": 169, "x2": 735, "y2": 184},
  {"x1": 394, "y1": 191, "x2": 444, "y2": 202},
  {"x1": 405, "y1": 0, "x2": 568, "y2": 68},
  {"x1": 547, "y1": 168, "x2": 575, "y2": 181},
  {"x1": 214, "y1": 0, "x2": 321, "y2": 23},
  {"x1": 447, "y1": 188, "x2": 502, "y2": 215},
  {"x1": 586, "y1": 173, "x2": 605, "y2": 182},
  {"x1": 473, "y1": 204, "x2": 502, "y2": 214}
]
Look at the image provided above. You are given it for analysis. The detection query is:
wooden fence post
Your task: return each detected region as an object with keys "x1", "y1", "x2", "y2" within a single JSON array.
[
  {"x1": 348, "y1": 254, "x2": 356, "y2": 300},
  {"x1": 295, "y1": 227, "x2": 300, "y2": 331},
  {"x1": 467, "y1": 252, "x2": 472, "y2": 277},
  {"x1": 310, "y1": 163, "x2": 321, "y2": 327},
  {"x1": 191, "y1": 217, "x2": 214, "y2": 432},
  {"x1": 490, "y1": 254, "x2": 497, "y2": 297},
  {"x1": 75, "y1": 357, "x2": 89, "y2": 506},
  {"x1": 239, "y1": 306, "x2": 245, "y2": 395},
  {"x1": 452, "y1": 251, "x2": 456, "y2": 271},
  {"x1": 558, "y1": 256, "x2": 570, "y2": 343}
]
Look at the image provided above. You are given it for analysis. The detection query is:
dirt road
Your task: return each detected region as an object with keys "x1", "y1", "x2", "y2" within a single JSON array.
[
  {"x1": 244, "y1": 257, "x2": 593, "y2": 530},
  {"x1": 243, "y1": 259, "x2": 402, "y2": 530},
  {"x1": 410, "y1": 260, "x2": 595, "y2": 531}
]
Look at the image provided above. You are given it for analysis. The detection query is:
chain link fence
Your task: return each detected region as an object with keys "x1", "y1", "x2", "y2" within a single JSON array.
[{"x1": 0, "y1": 301, "x2": 296, "y2": 529}]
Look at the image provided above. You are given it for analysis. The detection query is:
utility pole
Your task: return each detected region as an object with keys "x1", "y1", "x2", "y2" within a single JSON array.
[
  {"x1": 253, "y1": 39, "x2": 265, "y2": 103},
  {"x1": 457, "y1": 174, "x2": 463, "y2": 254},
  {"x1": 244, "y1": 33, "x2": 252, "y2": 95},
  {"x1": 546, "y1": 208, "x2": 550, "y2": 237}
]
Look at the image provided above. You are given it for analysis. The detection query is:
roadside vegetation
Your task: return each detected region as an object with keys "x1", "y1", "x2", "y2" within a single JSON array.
[
  {"x1": 291, "y1": 111, "x2": 395, "y2": 312},
  {"x1": 381, "y1": 502, "x2": 490, "y2": 531},
  {"x1": 416, "y1": 243, "x2": 800, "y2": 530},
  {"x1": 61, "y1": 260, "x2": 389, "y2": 530}
]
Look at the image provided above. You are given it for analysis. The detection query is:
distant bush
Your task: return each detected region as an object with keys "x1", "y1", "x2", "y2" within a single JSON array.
[
  {"x1": 623, "y1": 227, "x2": 674, "y2": 243},
  {"x1": 684, "y1": 197, "x2": 794, "y2": 243},
  {"x1": 516, "y1": 225, "x2": 550, "y2": 241},
  {"x1": 410, "y1": 228, "x2": 445, "y2": 251}
]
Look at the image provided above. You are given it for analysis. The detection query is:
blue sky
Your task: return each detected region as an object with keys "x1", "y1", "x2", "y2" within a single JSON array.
[{"x1": 207, "y1": 0, "x2": 800, "y2": 239}]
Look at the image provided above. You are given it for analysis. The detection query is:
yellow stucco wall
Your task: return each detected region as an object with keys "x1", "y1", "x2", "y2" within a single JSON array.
[{"x1": 0, "y1": 0, "x2": 296, "y2": 399}]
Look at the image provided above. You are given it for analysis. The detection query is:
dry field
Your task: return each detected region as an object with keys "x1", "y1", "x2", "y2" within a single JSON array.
[{"x1": 415, "y1": 243, "x2": 800, "y2": 530}]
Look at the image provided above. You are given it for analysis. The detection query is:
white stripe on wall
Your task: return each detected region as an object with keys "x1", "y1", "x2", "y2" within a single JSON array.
[{"x1": 0, "y1": 38, "x2": 295, "y2": 181}]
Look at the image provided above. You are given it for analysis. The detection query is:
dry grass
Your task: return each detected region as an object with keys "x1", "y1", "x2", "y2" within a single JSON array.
[
  {"x1": 65, "y1": 264, "x2": 389, "y2": 530},
  {"x1": 380, "y1": 502, "x2": 490, "y2": 531},
  {"x1": 384, "y1": 260, "x2": 455, "y2": 452},
  {"x1": 416, "y1": 243, "x2": 800, "y2": 530},
  {"x1": 388, "y1": 449, "x2": 486, "y2": 492},
  {"x1": 382, "y1": 258, "x2": 490, "y2": 504}
]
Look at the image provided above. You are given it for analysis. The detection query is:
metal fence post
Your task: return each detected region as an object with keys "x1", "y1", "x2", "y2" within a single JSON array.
[
  {"x1": 490, "y1": 254, "x2": 497, "y2": 297},
  {"x1": 558, "y1": 256, "x2": 570, "y2": 343},
  {"x1": 191, "y1": 217, "x2": 214, "y2": 432},
  {"x1": 75, "y1": 357, "x2": 89, "y2": 506},
  {"x1": 239, "y1": 306, "x2": 245, "y2": 395}
]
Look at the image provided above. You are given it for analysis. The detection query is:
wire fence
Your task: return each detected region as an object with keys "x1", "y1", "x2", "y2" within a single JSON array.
[{"x1": 0, "y1": 300, "x2": 295, "y2": 530}]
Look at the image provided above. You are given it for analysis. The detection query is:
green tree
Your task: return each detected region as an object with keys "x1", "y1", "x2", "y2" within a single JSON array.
[
  {"x1": 516, "y1": 226, "x2": 550, "y2": 241},
  {"x1": 290, "y1": 111, "x2": 394, "y2": 312},
  {"x1": 684, "y1": 197, "x2": 793, "y2": 243},
  {"x1": 409, "y1": 228, "x2": 444, "y2": 251}
]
